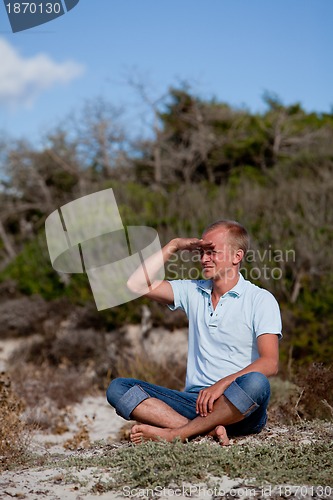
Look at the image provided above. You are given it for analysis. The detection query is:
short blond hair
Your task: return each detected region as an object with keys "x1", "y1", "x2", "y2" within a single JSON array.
[{"x1": 203, "y1": 220, "x2": 250, "y2": 257}]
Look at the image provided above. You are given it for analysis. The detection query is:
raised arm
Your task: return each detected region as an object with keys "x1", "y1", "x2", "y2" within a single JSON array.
[{"x1": 127, "y1": 237, "x2": 214, "y2": 305}]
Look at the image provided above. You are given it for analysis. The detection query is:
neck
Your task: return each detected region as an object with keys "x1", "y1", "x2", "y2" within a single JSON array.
[{"x1": 212, "y1": 269, "x2": 240, "y2": 297}]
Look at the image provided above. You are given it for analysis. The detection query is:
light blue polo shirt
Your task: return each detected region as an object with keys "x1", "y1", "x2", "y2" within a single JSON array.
[{"x1": 168, "y1": 274, "x2": 282, "y2": 391}]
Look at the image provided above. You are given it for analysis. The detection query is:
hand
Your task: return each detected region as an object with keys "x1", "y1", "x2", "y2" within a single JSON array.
[
  {"x1": 174, "y1": 237, "x2": 215, "y2": 253},
  {"x1": 196, "y1": 381, "x2": 227, "y2": 417}
]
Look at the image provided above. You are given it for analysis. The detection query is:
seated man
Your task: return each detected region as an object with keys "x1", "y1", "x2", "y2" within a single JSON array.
[{"x1": 106, "y1": 220, "x2": 282, "y2": 445}]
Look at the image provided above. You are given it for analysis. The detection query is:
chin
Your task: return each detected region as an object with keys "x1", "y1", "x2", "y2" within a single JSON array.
[{"x1": 202, "y1": 268, "x2": 214, "y2": 278}]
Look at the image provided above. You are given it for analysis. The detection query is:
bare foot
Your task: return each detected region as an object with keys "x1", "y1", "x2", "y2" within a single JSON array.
[
  {"x1": 214, "y1": 425, "x2": 230, "y2": 446},
  {"x1": 130, "y1": 424, "x2": 178, "y2": 444}
]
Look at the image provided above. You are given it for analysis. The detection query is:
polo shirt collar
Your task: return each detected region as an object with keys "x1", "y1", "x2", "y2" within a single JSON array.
[
  {"x1": 229, "y1": 273, "x2": 246, "y2": 296},
  {"x1": 196, "y1": 273, "x2": 246, "y2": 297}
]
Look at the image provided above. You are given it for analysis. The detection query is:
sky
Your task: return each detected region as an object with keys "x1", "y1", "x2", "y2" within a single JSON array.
[{"x1": 0, "y1": 0, "x2": 332, "y2": 146}]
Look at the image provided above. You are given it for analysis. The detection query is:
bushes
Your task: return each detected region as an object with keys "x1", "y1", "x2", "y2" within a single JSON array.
[
  {"x1": 268, "y1": 364, "x2": 333, "y2": 424},
  {"x1": 0, "y1": 235, "x2": 67, "y2": 300},
  {"x1": 280, "y1": 273, "x2": 333, "y2": 365},
  {"x1": 1, "y1": 172, "x2": 333, "y2": 368},
  {"x1": 8, "y1": 363, "x2": 96, "y2": 432},
  {"x1": 292, "y1": 363, "x2": 333, "y2": 421},
  {"x1": 0, "y1": 295, "x2": 49, "y2": 338}
]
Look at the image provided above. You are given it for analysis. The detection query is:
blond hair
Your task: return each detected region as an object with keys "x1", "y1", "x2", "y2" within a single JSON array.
[{"x1": 203, "y1": 220, "x2": 250, "y2": 257}]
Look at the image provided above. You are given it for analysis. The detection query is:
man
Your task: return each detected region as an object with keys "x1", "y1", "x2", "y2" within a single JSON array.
[{"x1": 107, "y1": 220, "x2": 282, "y2": 445}]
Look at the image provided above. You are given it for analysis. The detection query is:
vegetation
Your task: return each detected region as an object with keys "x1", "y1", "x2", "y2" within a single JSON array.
[
  {"x1": 15, "y1": 422, "x2": 333, "y2": 491},
  {"x1": 0, "y1": 373, "x2": 31, "y2": 468},
  {"x1": 88, "y1": 432, "x2": 333, "y2": 490}
]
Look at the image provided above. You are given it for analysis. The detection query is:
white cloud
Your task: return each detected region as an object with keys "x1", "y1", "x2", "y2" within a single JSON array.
[{"x1": 0, "y1": 37, "x2": 85, "y2": 108}]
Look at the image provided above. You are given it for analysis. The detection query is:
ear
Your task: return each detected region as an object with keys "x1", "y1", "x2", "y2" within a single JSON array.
[{"x1": 233, "y1": 249, "x2": 244, "y2": 265}]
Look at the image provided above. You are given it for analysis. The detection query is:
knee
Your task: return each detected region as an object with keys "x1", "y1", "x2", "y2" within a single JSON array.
[
  {"x1": 106, "y1": 377, "x2": 128, "y2": 408},
  {"x1": 235, "y1": 372, "x2": 270, "y2": 406}
]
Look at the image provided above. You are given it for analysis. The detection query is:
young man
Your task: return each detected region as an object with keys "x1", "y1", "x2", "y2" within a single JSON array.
[{"x1": 106, "y1": 220, "x2": 282, "y2": 445}]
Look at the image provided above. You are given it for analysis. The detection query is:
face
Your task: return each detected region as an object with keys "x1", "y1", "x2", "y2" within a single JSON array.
[{"x1": 200, "y1": 228, "x2": 243, "y2": 281}]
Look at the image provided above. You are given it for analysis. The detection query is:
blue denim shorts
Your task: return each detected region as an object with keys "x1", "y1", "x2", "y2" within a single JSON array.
[{"x1": 106, "y1": 372, "x2": 271, "y2": 436}]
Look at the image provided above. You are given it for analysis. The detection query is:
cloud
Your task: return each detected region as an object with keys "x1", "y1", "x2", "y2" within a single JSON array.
[{"x1": 0, "y1": 37, "x2": 85, "y2": 108}]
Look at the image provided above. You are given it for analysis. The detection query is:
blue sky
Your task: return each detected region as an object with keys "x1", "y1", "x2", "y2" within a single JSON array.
[{"x1": 0, "y1": 0, "x2": 332, "y2": 146}]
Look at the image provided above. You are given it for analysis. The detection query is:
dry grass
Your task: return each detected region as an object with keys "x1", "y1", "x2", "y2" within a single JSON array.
[
  {"x1": 0, "y1": 372, "x2": 31, "y2": 470},
  {"x1": 10, "y1": 362, "x2": 95, "y2": 409},
  {"x1": 63, "y1": 422, "x2": 91, "y2": 450},
  {"x1": 7, "y1": 362, "x2": 97, "y2": 432},
  {"x1": 115, "y1": 351, "x2": 186, "y2": 391}
]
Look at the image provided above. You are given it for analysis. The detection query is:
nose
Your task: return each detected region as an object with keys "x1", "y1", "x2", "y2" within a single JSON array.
[{"x1": 201, "y1": 251, "x2": 212, "y2": 264}]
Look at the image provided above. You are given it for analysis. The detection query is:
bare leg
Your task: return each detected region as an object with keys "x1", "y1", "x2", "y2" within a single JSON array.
[
  {"x1": 131, "y1": 397, "x2": 190, "y2": 428},
  {"x1": 130, "y1": 395, "x2": 242, "y2": 444}
]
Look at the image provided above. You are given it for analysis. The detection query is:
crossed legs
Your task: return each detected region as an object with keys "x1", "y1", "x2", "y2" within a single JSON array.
[
  {"x1": 106, "y1": 373, "x2": 270, "y2": 445},
  {"x1": 129, "y1": 394, "x2": 240, "y2": 444}
]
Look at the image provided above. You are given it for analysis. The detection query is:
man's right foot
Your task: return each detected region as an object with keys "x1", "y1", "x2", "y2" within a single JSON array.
[{"x1": 214, "y1": 425, "x2": 230, "y2": 446}]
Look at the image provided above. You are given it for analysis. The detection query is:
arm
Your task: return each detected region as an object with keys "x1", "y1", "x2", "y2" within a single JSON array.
[
  {"x1": 196, "y1": 333, "x2": 279, "y2": 416},
  {"x1": 127, "y1": 237, "x2": 214, "y2": 305}
]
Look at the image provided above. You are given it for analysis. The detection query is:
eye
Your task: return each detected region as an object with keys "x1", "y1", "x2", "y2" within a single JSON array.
[{"x1": 200, "y1": 250, "x2": 217, "y2": 257}]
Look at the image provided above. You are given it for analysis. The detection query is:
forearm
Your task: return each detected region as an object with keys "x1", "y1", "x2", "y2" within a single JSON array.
[
  {"x1": 218, "y1": 356, "x2": 279, "y2": 393},
  {"x1": 127, "y1": 236, "x2": 214, "y2": 301},
  {"x1": 196, "y1": 355, "x2": 279, "y2": 416},
  {"x1": 127, "y1": 238, "x2": 179, "y2": 294}
]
